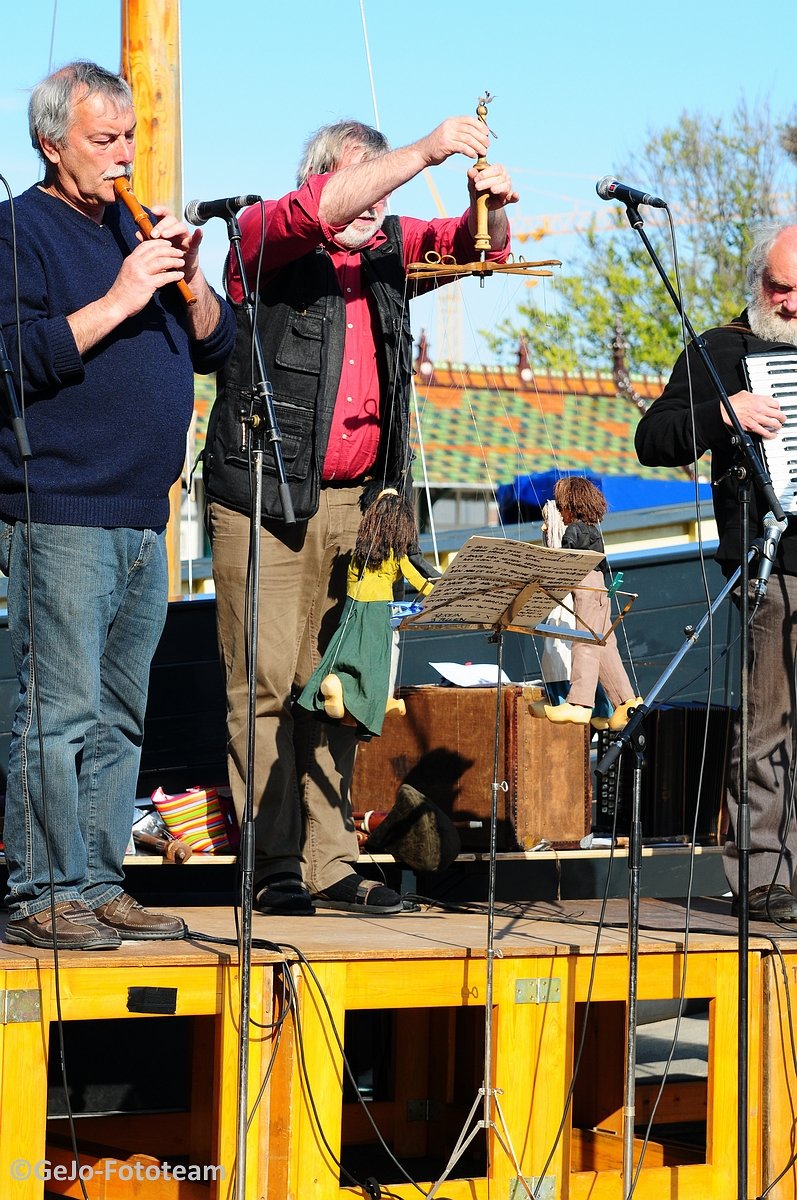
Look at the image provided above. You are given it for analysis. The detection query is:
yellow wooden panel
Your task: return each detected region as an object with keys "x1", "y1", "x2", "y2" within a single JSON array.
[
  {"x1": 569, "y1": 1162, "x2": 727, "y2": 1200},
  {"x1": 48, "y1": 965, "x2": 223, "y2": 1020},
  {"x1": 267, "y1": 968, "x2": 298, "y2": 1200},
  {"x1": 746, "y1": 951, "x2": 764, "y2": 1199},
  {"x1": 0, "y1": 961, "x2": 278, "y2": 1200},
  {"x1": 289, "y1": 963, "x2": 347, "y2": 1200},
  {"x1": 761, "y1": 949, "x2": 797, "y2": 1200},
  {"x1": 566, "y1": 948, "x2": 750, "y2": 1200},
  {"x1": 342, "y1": 959, "x2": 487, "y2": 1009},
  {"x1": 490, "y1": 956, "x2": 573, "y2": 1191},
  {"x1": 0, "y1": 969, "x2": 51, "y2": 1200},
  {"x1": 212, "y1": 964, "x2": 272, "y2": 1200},
  {"x1": 573, "y1": 949, "x2": 723, "y2": 1001}
]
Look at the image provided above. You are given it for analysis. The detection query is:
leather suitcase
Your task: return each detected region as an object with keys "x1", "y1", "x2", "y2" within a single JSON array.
[{"x1": 351, "y1": 685, "x2": 591, "y2": 851}]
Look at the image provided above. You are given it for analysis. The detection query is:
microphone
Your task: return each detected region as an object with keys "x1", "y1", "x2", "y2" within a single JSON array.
[
  {"x1": 754, "y1": 511, "x2": 789, "y2": 604},
  {"x1": 596, "y1": 176, "x2": 667, "y2": 209},
  {"x1": 184, "y1": 194, "x2": 261, "y2": 226},
  {"x1": 0, "y1": 331, "x2": 31, "y2": 461}
]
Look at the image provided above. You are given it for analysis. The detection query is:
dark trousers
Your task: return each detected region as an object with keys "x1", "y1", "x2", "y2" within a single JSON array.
[{"x1": 724, "y1": 570, "x2": 797, "y2": 895}]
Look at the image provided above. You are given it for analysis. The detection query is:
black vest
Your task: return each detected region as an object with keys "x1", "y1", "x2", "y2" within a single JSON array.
[{"x1": 203, "y1": 215, "x2": 413, "y2": 522}]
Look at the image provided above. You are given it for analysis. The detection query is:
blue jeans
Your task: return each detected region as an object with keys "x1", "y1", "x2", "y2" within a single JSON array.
[{"x1": 0, "y1": 523, "x2": 168, "y2": 917}]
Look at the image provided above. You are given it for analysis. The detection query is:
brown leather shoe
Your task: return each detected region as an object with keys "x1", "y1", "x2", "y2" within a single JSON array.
[
  {"x1": 5, "y1": 900, "x2": 122, "y2": 950},
  {"x1": 92, "y1": 892, "x2": 186, "y2": 941}
]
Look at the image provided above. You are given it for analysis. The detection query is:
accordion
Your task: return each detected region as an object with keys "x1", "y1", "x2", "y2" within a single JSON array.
[{"x1": 744, "y1": 350, "x2": 797, "y2": 513}]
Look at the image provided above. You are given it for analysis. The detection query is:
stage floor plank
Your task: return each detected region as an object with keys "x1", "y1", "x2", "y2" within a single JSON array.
[
  {"x1": 1, "y1": 896, "x2": 792, "y2": 1199},
  {"x1": 0, "y1": 896, "x2": 786, "y2": 969}
]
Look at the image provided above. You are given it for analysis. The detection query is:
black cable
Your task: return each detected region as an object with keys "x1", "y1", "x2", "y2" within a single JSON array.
[
  {"x1": 624, "y1": 204, "x2": 714, "y2": 1197},
  {"x1": 279, "y1": 960, "x2": 367, "y2": 1191},
  {"x1": 244, "y1": 963, "x2": 290, "y2": 1131},
  {"x1": 1, "y1": 170, "x2": 90, "y2": 1200},
  {"x1": 755, "y1": 933, "x2": 797, "y2": 1198},
  {"x1": 406, "y1": 785, "x2": 632, "y2": 1200},
  {"x1": 280, "y1": 941, "x2": 427, "y2": 1195},
  {"x1": 516, "y1": 772, "x2": 623, "y2": 1198}
]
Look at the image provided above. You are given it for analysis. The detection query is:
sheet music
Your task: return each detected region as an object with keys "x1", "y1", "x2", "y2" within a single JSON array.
[
  {"x1": 405, "y1": 536, "x2": 604, "y2": 630},
  {"x1": 744, "y1": 351, "x2": 797, "y2": 513}
]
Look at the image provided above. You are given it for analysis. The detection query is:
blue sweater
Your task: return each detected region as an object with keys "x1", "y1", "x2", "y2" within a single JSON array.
[{"x1": 0, "y1": 184, "x2": 235, "y2": 527}]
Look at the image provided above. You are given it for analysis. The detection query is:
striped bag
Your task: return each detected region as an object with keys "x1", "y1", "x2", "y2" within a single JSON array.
[{"x1": 150, "y1": 786, "x2": 238, "y2": 854}]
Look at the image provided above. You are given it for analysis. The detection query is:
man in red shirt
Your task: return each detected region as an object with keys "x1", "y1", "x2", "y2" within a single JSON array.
[{"x1": 204, "y1": 114, "x2": 516, "y2": 914}]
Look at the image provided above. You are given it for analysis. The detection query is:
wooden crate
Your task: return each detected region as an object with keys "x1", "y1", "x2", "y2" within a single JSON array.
[
  {"x1": 0, "y1": 917, "x2": 275, "y2": 1200},
  {"x1": 352, "y1": 685, "x2": 591, "y2": 850},
  {"x1": 275, "y1": 900, "x2": 759, "y2": 1200}
]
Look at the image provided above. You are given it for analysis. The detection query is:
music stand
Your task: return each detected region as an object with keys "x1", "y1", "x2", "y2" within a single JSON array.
[{"x1": 404, "y1": 535, "x2": 606, "y2": 1198}]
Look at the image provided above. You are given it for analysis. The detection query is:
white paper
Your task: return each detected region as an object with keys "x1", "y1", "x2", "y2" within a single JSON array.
[{"x1": 429, "y1": 661, "x2": 512, "y2": 687}]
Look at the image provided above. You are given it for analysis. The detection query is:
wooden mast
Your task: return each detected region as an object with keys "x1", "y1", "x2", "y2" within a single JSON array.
[{"x1": 121, "y1": 0, "x2": 185, "y2": 599}]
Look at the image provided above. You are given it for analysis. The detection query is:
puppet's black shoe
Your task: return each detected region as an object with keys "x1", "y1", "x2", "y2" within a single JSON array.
[
  {"x1": 313, "y1": 873, "x2": 404, "y2": 915},
  {"x1": 254, "y1": 875, "x2": 315, "y2": 916},
  {"x1": 731, "y1": 884, "x2": 797, "y2": 921}
]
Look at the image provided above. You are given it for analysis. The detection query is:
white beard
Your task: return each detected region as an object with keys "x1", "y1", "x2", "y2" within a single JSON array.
[
  {"x1": 748, "y1": 292, "x2": 797, "y2": 348},
  {"x1": 334, "y1": 210, "x2": 386, "y2": 250}
]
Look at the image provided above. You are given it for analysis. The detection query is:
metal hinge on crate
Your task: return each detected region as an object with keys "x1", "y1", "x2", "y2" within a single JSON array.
[
  {"x1": 406, "y1": 1098, "x2": 445, "y2": 1122},
  {"x1": 0, "y1": 988, "x2": 42, "y2": 1023},
  {"x1": 514, "y1": 978, "x2": 561, "y2": 1004},
  {"x1": 510, "y1": 1176, "x2": 555, "y2": 1200}
]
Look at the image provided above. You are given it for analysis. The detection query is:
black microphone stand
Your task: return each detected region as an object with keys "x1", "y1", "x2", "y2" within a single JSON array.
[
  {"x1": 595, "y1": 544, "x2": 755, "y2": 1196},
  {"x1": 0, "y1": 328, "x2": 32, "y2": 461},
  {"x1": 606, "y1": 200, "x2": 784, "y2": 1200},
  {"x1": 221, "y1": 207, "x2": 295, "y2": 1200}
]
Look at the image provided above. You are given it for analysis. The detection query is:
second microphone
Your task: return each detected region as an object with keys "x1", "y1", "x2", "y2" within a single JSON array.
[{"x1": 185, "y1": 194, "x2": 262, "y2": 226}]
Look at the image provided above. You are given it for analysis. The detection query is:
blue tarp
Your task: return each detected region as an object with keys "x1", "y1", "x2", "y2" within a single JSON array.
[{"x1": 496, "y1": 470, "x2": 711, "y2": 522}]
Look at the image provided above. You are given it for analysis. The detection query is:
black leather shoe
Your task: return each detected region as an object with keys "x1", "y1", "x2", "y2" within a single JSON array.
[
  {"x1": 312, "y1": 873, "x2": 404, "y2": 914},
  {"x1": 92, "y1": 893, "x2": 186, "y2": 940},
  {"x1": 731, "y1": 884, "x2": 797, "y2": 921},
  {"x1": 254, "y1": 876, "x2": 315, "y2": 916},
  {"x1": 5, "y1": 900, "x2": 122, "y2": 950}
]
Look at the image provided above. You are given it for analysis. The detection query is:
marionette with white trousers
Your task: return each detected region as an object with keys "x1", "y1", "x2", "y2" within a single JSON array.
[{"x1": 533, "y1": 476, "x2": 642, "y2": 731}]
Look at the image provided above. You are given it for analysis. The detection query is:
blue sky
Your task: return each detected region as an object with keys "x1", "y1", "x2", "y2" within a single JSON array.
[{"x1": 2, "y1": 0, "x2": 795, "y2": 365}]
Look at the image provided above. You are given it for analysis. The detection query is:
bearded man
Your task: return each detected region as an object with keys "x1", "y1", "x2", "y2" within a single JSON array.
[
  {"x1": 203, "y1": 117, "x2": 517, "y2": 915},
  {"x1": 635, "y1": 223, "x2": 797, "y2": 921}
]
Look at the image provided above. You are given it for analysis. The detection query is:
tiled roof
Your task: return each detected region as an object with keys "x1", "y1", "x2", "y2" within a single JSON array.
[
  {"x1": 193, "y1": 374, "x2": 215, "y2": 446},
  {"x1": 192, "y1": 364, "x2": 679, "y2": 489},
  {"x1": 410, "y1": 363, "x2": 674, "y2": 488}
]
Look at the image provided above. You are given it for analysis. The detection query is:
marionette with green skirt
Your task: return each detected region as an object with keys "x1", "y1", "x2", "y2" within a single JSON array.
[{"x1": 296, "y1": 487, "x2": 438, "y2": 736}]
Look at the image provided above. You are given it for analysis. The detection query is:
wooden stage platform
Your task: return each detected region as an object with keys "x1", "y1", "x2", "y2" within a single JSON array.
[{"x1": 2, "y1": 898, "x2": 797, "y2": 1199}]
